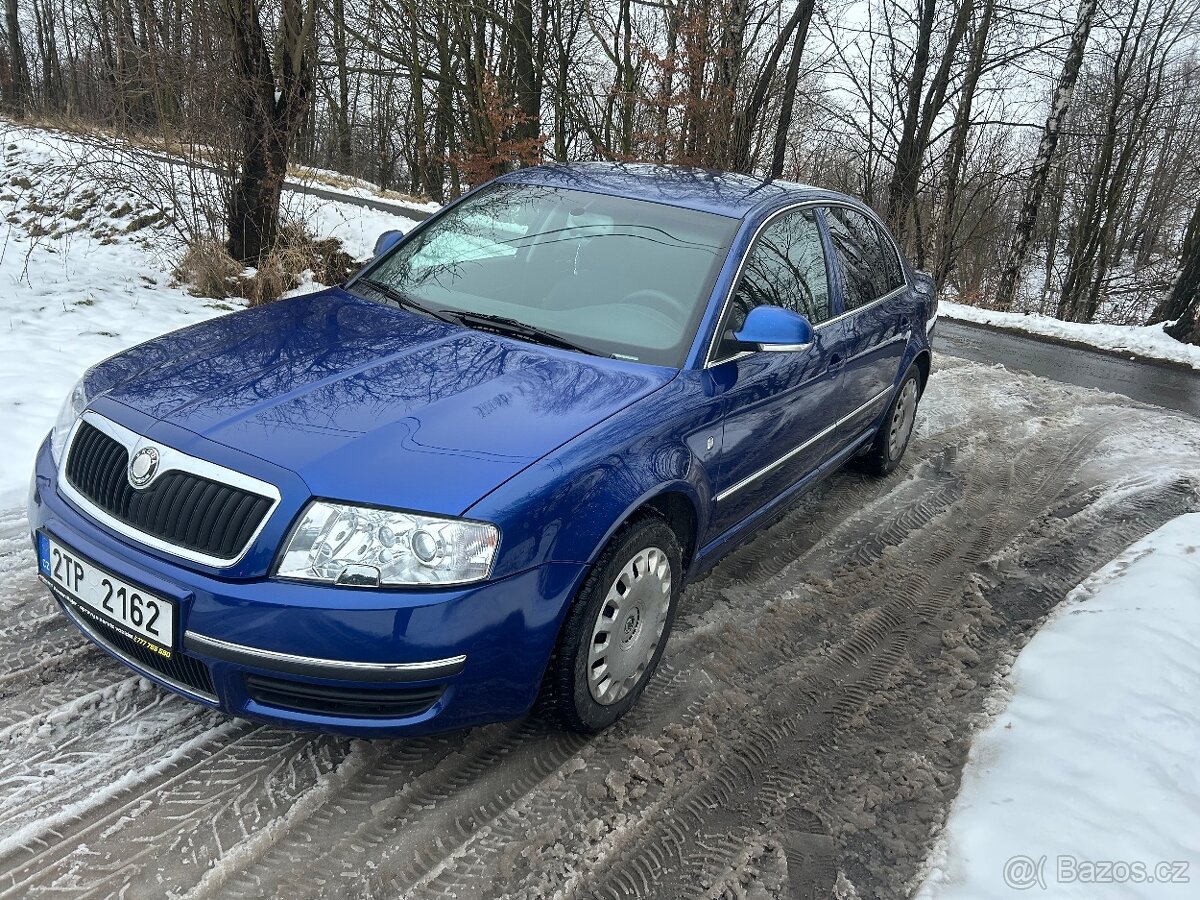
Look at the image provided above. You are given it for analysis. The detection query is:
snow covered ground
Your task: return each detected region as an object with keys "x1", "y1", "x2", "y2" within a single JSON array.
[
  {"x1": 288, "y1": 164, "x2": 441, "y2": 215},
  {"x1": 942, "y1": 301, "x2": 1200, "y2": 371},
  {"x1": 0, "y1": 122, "x2": 418, "y2": 508},
  {"x1": 917, "y1": 512, "x2": 1200, "y2": 899}
]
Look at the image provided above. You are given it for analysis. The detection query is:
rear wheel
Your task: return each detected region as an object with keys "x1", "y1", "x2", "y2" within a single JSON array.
[
  {"x1": 860, "y1": 363, "x2": 922, "y2": 476},
  {"x1": 547, "y1": 517, "x2": 682, "y2": 733}
]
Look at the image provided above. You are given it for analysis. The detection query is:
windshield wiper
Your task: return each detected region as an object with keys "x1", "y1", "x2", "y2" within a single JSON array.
[
  {"x1": 442, "y1": 310, "x2": 602, "y2": 357},
  {"x1": 357, "y1": 278, "x2": 457, "y2": 323}
]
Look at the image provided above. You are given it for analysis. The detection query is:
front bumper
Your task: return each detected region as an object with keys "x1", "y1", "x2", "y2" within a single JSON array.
[{"x1": 29, "y1": 438, "x2": 586, "y2": 737}]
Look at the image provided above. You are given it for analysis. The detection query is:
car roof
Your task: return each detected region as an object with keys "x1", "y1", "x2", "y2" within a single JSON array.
[{"x1": 497, "y1": 162, "x2": 861, "y2": 220}]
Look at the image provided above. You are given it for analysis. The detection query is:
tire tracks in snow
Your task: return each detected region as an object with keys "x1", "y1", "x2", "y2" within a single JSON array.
[{"x1": 0, "y1": 362, "x2": 1199, "y2": 898}]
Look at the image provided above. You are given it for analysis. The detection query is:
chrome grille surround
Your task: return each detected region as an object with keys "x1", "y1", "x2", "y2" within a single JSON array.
[{"x1": 58, "y1": 411, "x2": 281, "y2": 567}]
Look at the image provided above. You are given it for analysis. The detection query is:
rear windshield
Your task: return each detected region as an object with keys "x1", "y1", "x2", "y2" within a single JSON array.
[{"x1": 360, "y1": 183, "x2": 738, "y2": 367}]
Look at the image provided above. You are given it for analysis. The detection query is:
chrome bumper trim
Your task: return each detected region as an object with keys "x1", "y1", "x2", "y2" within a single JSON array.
[
  {"x1": 184, "y1": 632, "x2": 468, "y2": 683},
  {"x1": 48, "y1": 578, "x2": 219, "y2": 704}
]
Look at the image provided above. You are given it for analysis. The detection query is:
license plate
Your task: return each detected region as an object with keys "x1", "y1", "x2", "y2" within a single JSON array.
[{"x1": 38, "y1": 532, "x2": 176, "y2": 654}]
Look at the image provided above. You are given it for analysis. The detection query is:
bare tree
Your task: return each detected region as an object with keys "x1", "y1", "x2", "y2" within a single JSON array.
[
  {"x1": 3, "y1": 0, "x2": 31, "y2": 113},
  {"x1": 995, "y1": 0, "x2": 1099, "y2": 311},
  {"x1": 220, "y1": 0, "x2": 318, "y2": 262},
  {"x1": 1151, "y1": 199, "x2": 1200, "y2": 342}
]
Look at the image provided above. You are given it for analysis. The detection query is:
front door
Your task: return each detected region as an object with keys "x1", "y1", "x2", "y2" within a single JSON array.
[{"x1": 707, "y1": 207, "x2": 844, "y2": 539}]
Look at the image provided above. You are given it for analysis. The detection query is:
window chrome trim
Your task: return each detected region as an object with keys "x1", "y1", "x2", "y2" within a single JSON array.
[
  {"x1": 49, "y1": 583, "x2": 219, "y2": 704},
  {"x1": 185, "y1": 631, "x2": 468, "y2": 682},
  {"x1": 57, "y1": 411, "x2": 282, "y2": 568},
  {"x1": 810, "y1": 283, "x2": 909, "y2": 331},
  {"x1": 704, "y1": 200, "x2": 910, "y2": 369},
  {"x1": 705, "y1": 200, "x2": 820, "y2": 368},
  {"x1": 714, "y1": 385, "x2": 893, "y2": 502}
]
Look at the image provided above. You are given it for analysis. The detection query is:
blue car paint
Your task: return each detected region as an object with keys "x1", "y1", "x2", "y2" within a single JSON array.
[
  {"x1": 29, "y1": 163, "x2": 934, "y2": 736},
  {"x1": 733, "y1": 305, "x2": 814, "y2": 346}
]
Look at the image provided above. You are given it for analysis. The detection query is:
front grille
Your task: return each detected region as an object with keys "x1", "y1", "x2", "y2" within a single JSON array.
[
  {"x1": 245, "y1": 674, "x2": 444, "y2": 719},
  {"x1": 65, "y1": 421, "x2": 272, "y2": 561},
  {"x1": 59, "y1": 595, "x2": 216, "y2": 697}
]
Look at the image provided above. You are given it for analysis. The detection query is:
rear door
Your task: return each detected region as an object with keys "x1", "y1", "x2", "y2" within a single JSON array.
[
  {"x1": 821, "y1": 207, "x2": 910, "y2": 423},
  {"x1": 706, "y1": 207, "x2": 843, "y2": 538}
]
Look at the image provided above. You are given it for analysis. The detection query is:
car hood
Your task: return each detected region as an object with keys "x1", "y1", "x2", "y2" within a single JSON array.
[{"x1": 89, "y1": 288, "x2": 674, "y2": 514}]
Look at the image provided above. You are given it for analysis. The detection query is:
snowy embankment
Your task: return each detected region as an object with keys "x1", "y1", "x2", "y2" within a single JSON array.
[
  {"x1": 288, "y1": 163, "x2": 441, "y2": 216},
  {"x1": 0, "y1": 122, "x2": 418, "y2": 508},
  {"x1": 917, "y1": 513, "x2": 1200, "y2": 899},
  {"x1": 942, "y1": 301, "x2": 1200, "y2": 371}
]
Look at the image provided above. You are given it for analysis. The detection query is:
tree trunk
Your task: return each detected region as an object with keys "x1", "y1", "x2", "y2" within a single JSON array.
[
  {"x1": 729, "y1": 0, "x2": 814, "y2": 174},
  {"x1": 330, "y1": 0, "x2": 353, "y2": 169},
  {"x1": 1152, "y1": 200, "x2": 1200, "y2": 345},
  {"x1": 768, "y1": 0, "x2": 816, "y2": 179},
  {"x1": 222, "y1": 0, "x2": 316, "y2": 263},
  {"x1": 934, "y1": 0, "x2": 995, "y2": 284},
  {"x1": 995, "y1": 0, "x2": 1099, "y2": 311},
  {"x1": 510, "y1": 0, "x2": 540, "y2": 148},
  {"x1": 4, "y1": 0, "x2": 31, "y2": 113},
  {"x1": 888, "y1": 0, "x2": 976, "y2": 261},
  {"x1": 885, "y1": 0, "x2": 938, "y2": 227}
]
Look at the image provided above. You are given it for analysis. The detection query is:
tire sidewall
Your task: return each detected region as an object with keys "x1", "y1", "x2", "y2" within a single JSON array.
[
  {"x1": 559, "y1": 518, "x2": 682, "y2": 732},
  {"x1": 877, "y1": 366, "x2": 922, "y2": 474}
]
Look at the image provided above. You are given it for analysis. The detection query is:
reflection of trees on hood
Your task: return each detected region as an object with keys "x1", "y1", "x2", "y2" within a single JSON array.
[{"x1": 92, "y1": 291, "x2": 650, "y2": 435}]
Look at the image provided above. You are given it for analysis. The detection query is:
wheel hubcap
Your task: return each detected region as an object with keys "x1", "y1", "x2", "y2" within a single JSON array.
[
  {"x1": 888, "y1": 379, "x2": 918, "y2": 459},
  {"x1": 587, "y1": 546, "x2": 672, "y2": 706}
]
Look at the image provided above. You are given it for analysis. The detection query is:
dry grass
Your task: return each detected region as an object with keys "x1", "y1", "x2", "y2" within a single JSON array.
[
  {"x1": 174, "y1": 239, "x2": 241, "y2": 299},
  {"x1": 238, "y1": 222, "x2": 360, "y2": 305},
  {"x1": 175, "y1": 220, "x2": 360, "y2": 305},
  {"x1": 240, "y1": 246, "x2": 307, "y2": 306}
]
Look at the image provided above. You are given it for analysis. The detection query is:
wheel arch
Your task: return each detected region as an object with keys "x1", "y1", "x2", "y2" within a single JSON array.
[
  {"x1": 639, "y1": 490, "x2": 700, "y2": 570},
  {"x1": 912, "y1": 348, "x2": 931, "y2": 393},
  {"x1": 583, "y1": 482, "x2": 705, "y2": 575}
]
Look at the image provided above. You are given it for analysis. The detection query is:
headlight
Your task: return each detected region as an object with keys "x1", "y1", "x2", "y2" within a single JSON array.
[
  {"x1": 276, "y1": 501, "x2": 500, "y2": 587},
  {"x1": 49, "y1": 377, "x2": 90, "y2": 463}
]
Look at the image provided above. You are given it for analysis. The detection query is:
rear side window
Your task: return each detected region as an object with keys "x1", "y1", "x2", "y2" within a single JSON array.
[
  {"x1": 824, "y1": 207, "x2": 896, "y2": 311},
  {"x1": 875, "y1": 222, "x2": 906, "y2": 294},
  {"x1": 725, "y1": 208, "x2": 830, "y2": 341}
]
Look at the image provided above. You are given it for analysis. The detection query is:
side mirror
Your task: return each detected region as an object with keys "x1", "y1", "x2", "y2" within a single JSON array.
[
  {"x1": 913, "y1": 271, "x2": 936, "y2": 297},
  {"x1": 373, "y1": 230, "x2": 404, "y2": 259},
  {"x1": 733, "y1": 305, "x2": 814, "y2": 352}
]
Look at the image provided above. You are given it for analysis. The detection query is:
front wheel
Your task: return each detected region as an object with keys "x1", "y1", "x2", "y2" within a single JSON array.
[
  {"x1": 859, "y1": 363, "x2": 922, "y2": 476},
  {"x1": 547, "y1": 516, "x2": 682, "y2": 733}
]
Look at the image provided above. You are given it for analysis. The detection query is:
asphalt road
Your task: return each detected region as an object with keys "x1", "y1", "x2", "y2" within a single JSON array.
[
  {"x1": 934, "y1": 318, "x2": 1200, "y2": 419},
  {"x1": 285, "y1": 179, "x2": 433, "y2": 222}
]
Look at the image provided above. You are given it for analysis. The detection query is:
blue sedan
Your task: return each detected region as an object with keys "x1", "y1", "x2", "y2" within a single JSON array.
[{"x1": 28, "y1": 163, "x2": 936, "y2": 736}]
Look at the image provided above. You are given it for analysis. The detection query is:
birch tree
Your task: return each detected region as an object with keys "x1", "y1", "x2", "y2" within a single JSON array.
[{"x1": 995, "y1": 0, "x2": 1099, "y2": 310}]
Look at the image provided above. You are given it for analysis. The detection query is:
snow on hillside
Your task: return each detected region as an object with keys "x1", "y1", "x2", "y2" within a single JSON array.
[
  {"x1": 916, "y1": 512, "x2": 1200, "y2": 899},
  {"x1": 942, "y1": 301, "x2": 1200, "y2": 371},
  {"x1": 0, "y1": 123, "x2": 418, "y2": 508},
  {"x1": 282, "y1": 189, "x2": 417, "y2": 264},
  {"x1": 288, "y1": 164, "x2": 441, "y2": 214}
]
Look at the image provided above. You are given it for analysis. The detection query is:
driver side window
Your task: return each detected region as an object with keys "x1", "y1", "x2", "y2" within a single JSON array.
[{"x1": 722, "y1": 208, "x2": 830, "y2": 355}]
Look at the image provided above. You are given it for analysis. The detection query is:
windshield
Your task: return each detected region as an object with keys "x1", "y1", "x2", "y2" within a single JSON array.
[{"x1": 356, "y1": 183, "x2": 738, "y2": 367}]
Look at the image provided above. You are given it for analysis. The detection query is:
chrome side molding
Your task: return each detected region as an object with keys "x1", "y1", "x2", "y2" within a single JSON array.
[
  {"x1": 185, "y1": 631, "x2": 468, "y2": 683},
  {"x1": 715, "y1": 385, "x2": 893, "y2": 502}
]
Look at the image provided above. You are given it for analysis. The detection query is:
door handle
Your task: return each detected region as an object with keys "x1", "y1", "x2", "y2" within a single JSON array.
[{"x1": 828, "y1": 352, "x2": 846, "y2": 374}]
